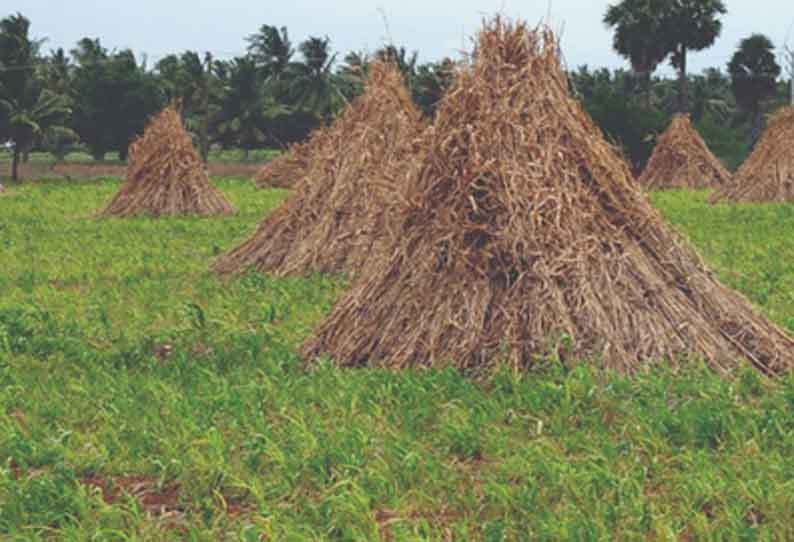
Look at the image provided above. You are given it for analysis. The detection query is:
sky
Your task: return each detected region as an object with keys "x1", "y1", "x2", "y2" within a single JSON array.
[{"x1": 12, "y1": 0, "x2": 794, "y2": 75}]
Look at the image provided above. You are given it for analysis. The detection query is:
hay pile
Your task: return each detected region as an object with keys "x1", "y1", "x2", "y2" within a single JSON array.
[
  {"x1": 253, "y1": 140, "x2": 313, "y2": 189},
  {"x1": 302, "y1": 18, "x2": 794, "y2": 376},
  {"x1": 710, "y1": 107, "x2": 794, "y2": 203},
  {"x1": 213, "y1": 61, "x2": 425, "y2": 276},
  {"x1": 639, "y1": 114, "x2": 731, "y2": 190},
  {"x1": 102, "y1": 106, "x2": 235, "y2": 217}
]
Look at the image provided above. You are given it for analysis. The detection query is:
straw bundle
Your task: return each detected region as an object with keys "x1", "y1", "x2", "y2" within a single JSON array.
[
  {"x1": 253, "y1": 140, "x2": 313, "y2": 189},
  {"x1": 101, "y1": 106, "x2": 235, "y2": 217},
  {"x1": 639, "y1": 115, "x2": 731, "y2": 190},
  {"x1": 710, "y1": 107, "x2": 794, "y2": 203},
  {"x1": 213, "y1": 61, "x2": 425, "y2": 276},
  {"x1": 302, "y1": 18, "x2": 794, "y2": 376}
]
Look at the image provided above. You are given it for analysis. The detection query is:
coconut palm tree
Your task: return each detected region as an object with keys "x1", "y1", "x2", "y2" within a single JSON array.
[
  {"x1": 0, "y1": 13, "x2": 70, "y2": 181},
  {"x1": 212, "y1": 56, "x2": 289, "y2": 159},
  {"x1": 287, "y1": 36, "x2": 345, "y2": 120},
  {"x1": 729, "y1": 34, "x2": 782, "y2": 146},
  {"x1": 0, "y1": 88, "x2": 71, "y2": 180}
]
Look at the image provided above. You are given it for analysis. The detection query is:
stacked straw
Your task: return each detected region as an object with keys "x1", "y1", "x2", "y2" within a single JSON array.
[
  {"x1": 639, "y1": 114, "x2": 731, "y2": 190},
  {"x1": 710, "y1": 107, "x2": 794, "y2": 203},
  {"x1": 213, "y1": 61, "x2": 425, "y2": 276},
  {"x1": 253, "y1": 140, "x2": 314, "y2": 189},
  {"x1": 101, "y1": 106, "x2": 235, "y2": 218},
  {"x1": 302, "y1": 17, "x2": 794, "y2": 376}
]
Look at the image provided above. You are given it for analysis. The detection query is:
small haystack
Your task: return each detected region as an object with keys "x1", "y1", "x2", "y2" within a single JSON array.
[
  {"x1": 101, "y1": 106, "x2": 235, "y2": 217},
  {"x1": 302, "y1": 18, "x2": 794, "y2": 376},
  {"x1": 639, "y1": 114, "x2": 731, "y2": 190},
  {"x1": 253, "y1": 141, "x2": 312, "y2": 189},
  {"x1": 710, "y1": 107, "x2": 794, "y2": 203},
  {"x1": 213, "y1": 61, "x2": 425, "y2": 276}
]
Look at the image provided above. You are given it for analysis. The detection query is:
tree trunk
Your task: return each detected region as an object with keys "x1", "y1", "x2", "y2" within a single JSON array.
[
  {"x1": 642, "y1": 71, "x2": 652, "y2": 110},
  {"x1": 22, "y1": 148, "x2": 30, "y2": 163},
  {"x1": 751, "y1": 108, "x2": 763, "y2": 149},
  {"x1": 678, "y1": 46, "x2": 689, "y2": 114},
  {"x1": 11, "y1": 148, "x2": 20, "y2": 182}
]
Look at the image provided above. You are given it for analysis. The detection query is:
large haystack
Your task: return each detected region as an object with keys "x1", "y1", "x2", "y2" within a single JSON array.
[
  {"x1": 212, "y1": 61, "x2": 425, "y2": 276},
  {"x1": 302, "y1": 18, "x2": 794, "y2": 376},
  {"x1": 101, "y1": 106, "x2": 235, "y2": 217},
  {"x1": 710, "y1": 107, "x2": 794, "y2": 203},
  {"x1": 253, "y1": 140, "x2": 313, "y2": 189},
  {"x1": 639, "y1": 114, "x2": 731, "y2": 190}
]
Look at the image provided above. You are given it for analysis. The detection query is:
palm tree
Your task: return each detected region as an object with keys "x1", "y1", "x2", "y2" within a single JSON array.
[
  {"x1": 605, "y1": 0, "x2": 727, "y2": 112},
  {"x1": 70, "y1": 37, "x2": 106, "y2": 66},
  {"x1": 0, "y1": 13, "x2": 70, "y2": 181},
  {"x1": 729, "y1": 34, "x2": 782, "y2": 146},
  {"x1": 665, "y1": 0, "x2": 727, "y2": 113},
  {"x1": 212, "y1": 57, "x2": 289, "y2": 159},
  {"x1": 336, "y1": 51, "x2": 369, "y2": 101},
  {"x1": 288, "y1": 36, "x2": 345, "y2": 120},
  {"x1": 246, "y1": 25, "x2": 294, "y2": 82},
  {"x1": 604, "y1": 0, "x2": 670, "y2": 109},
  {"x1": 0, "y1": 88, "x2": 71, "y2": 180},
  {"x1": 689, "y1": 68, "x2": 734, "y2": 123},
  {"x1": 41, "y1": 48, "x2": 72, "y2": 95}
]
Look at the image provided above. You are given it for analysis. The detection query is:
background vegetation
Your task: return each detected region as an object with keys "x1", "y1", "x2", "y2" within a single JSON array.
[{"x1": 1, "y1": 3, "x2": 792, "y2": 180}]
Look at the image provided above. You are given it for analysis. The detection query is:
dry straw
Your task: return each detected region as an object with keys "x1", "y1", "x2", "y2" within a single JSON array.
[
  {"x1": 213, "y1": 61, "x2": 425, "y2": 276},
  {"x1": 639, "y1": 114, "x2": 731, "y2": 190},
  {"x1": 302, "y1": 17, "x2": 794, "y2": 376},
  {"x1": 101, "y1": 105, "x2": 235, "y2": 217},
  {"x1": 253, "y1": 140, "x2": 314, "y2": 189},
  {"x1": 710, "y1": 107, "x2": 794, "y2": 203}
]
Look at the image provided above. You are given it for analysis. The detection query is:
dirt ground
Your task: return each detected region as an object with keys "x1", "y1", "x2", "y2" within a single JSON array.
[{"x1": 0, "y1": 160, "x2": 265, "y2": 181}]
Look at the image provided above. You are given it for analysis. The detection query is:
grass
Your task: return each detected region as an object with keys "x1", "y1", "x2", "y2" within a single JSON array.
[{"x1": 2, "y1": 181, "x2": 794, "y2": 540}]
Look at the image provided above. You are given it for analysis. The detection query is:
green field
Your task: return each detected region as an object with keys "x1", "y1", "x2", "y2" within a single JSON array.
[{"x1": 2, "y1": 179, "x2": 794, "y2": 541}]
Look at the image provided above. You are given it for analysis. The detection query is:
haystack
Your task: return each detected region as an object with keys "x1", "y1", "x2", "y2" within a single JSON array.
[
  {"x1": 253, "y1": 141, "x2": 313, "y2": 189},
  {"x1": 639, "y1": 114, "x2": 731, "y2": 190},
  {"x1": 302, "y1": 18, "x2": 794, "y2": 376},
  {"x1": 101, "y1": 106, "x2": 235, "y2": 217},
  {"x1": 710, "y1": 107, "x2": 794, "y2": 203},
  {"x1": 212, "y1": 61, "x2": 425, "y2": 276}
]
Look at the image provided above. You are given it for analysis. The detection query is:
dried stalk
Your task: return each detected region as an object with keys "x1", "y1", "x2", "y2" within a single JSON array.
[
  {"x1": 101, "y1": 106, "x2": 235, "y2": 218},
  {"x1": 303, "y1": 18, "x2": 794, "y2": 376},
  {"x1": 711, "y1": 107, "x2": 794, "y2": 203},
  {"x1": 214, "y1": 62, "x2": 425, "y2": 276},
  {"x1": 639, "y1": 114, "x2": 731, "y2": 190}
]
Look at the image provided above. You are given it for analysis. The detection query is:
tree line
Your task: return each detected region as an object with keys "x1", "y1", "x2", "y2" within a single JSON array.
[
  {"x1": 0, "y1": 2, "x2": 792, "y2": 181},
  {"x1": 0, "y1": 14, "x2": 454, "y2": 180}
]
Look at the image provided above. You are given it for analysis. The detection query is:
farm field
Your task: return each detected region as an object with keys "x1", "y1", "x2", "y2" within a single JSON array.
[
  {"x1": 2, "y1": 179, "x2": 794, "y2": 541},
  {"x1": 0, "y1": 150, "x2": 284, "y2": 185}
]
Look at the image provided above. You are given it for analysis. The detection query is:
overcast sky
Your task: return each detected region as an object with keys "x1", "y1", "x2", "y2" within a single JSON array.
[{"x1": 12, "y1": 1, "x2": 794, "y2": 75}]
